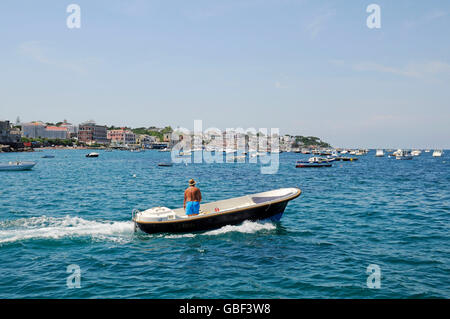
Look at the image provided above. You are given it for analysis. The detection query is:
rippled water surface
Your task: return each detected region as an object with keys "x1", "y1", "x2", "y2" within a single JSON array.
[{"x1": 0, "y1": 149, "x2": 449, "y2": 298}]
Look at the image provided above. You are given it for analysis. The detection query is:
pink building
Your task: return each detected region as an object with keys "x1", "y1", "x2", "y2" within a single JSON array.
[{"x1": 107, "y1": 129, "x2": 136, "y2": 145}]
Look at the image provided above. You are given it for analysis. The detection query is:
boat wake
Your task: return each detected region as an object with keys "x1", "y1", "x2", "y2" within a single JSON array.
[
  {"x1": 164, "y1": 220, "x2": 276, "y2": 238},
  {"x1": 0, "y1": 216, "x2": 277, "y2": 244},
  {"x1": 204, "y1": 220, "x2": 276, "y2": 235},
  {"x1": 0, "y1": 216, "x2": 134, "y2": 245}
]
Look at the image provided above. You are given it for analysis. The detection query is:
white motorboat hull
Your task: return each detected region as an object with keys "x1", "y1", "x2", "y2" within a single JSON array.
[
  {"x1": 133, "y1": 188, "x2": 301, "y2": 234},
  {"x1": 0, "y1": 161, "x2": 36, "y2": 171}
]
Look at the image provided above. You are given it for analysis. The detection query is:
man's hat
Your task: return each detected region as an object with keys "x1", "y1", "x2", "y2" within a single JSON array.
[{"x1": 189, "y1": 179, "x2": 196, "y2": 186}]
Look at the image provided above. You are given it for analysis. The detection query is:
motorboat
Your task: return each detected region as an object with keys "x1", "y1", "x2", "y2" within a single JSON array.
[
  {"x1": 375, "y1": 149, "x2": 384, "y2": 157},
  {"x1": 158, "y1": 148, "x2": 171, "y2": 152},
  {"x1": 86, "y1": 152, "x2": 99, "y2": 158},
  {"x1": 250, "y1": 152, "x2": 267, "y2": 158},
  {"x1": 296, "y1": 162, "x2": 331, "y2": 167},
  {"x1": 42, "y1": 155, "x2": 55, "y2": 158},
  {"x1": 178, "y1": 151, "x2": 192, "y2": 156},
  {"x1": 133, "y1": 188, "x2": 301, "y2": 234},
  {"x1": 396, "y1": 150, "x2": 413, "y2": 160},
  {"x1": 0, "y1": 161, "x2": 37, "y2": 171},
  {"x1": 158, "y1": 163, "x2": 173, "y2": 167},
  {"x1": 432, "y1": 150, "x2": 443, "y2": 157},
  {"x1": 411, "y1": 150, "x2": 421, "y2": 156},
  {"x1": 301, "y1": 148, "x2": 311, "y2": 154},
  {"x1": 226, "y1": 155, "x2": 246, "y2": 162},
  {"x1": 296, "y1": 157, "x2": 332, "y2": 167}
]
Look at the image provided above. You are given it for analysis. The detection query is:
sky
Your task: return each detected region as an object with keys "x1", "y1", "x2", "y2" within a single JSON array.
[{"x1": 0, "y1": 0, "x2": 449, "y2": 148}]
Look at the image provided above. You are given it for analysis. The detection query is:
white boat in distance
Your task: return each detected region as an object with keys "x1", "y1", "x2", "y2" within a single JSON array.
[
  {"x1": 178, "y1": 151, "x2": 192, "y2": 156},
  {"x1": 250, "y1": 152, "x2": 267, "y2": 158},
  {"x1": 86, "y1": 152, "x2": 99, "y2": 158},
  {"x1": 432, "y1": 150, "x2": 443, "y2": 157},
  {"x1": 0, "y1": 161, "x2": 37, "y2": 171},
  {"x1": 396, "y1": 150, "x2": 413, "y2": 160},
  {"x1": 375, "y1": 149, "x2": 385, "y2": 157},
  {"x1": 411, "y1": 150, "x2": 422, "y2": 156}
]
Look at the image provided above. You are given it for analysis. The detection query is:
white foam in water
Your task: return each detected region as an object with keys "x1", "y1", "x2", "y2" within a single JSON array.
[
  {"x1": 0, "y1": 216, "x2": 276, "y2": 243},
  {"x1": 203, "y1": 220, "x2": 276, "y2": 236},
  {"x1": 0, "y1": 215, "x2": 134, "y2": 244},
  {"x1": 164, "y1": 220, "x2": 276, "y2": 238}
]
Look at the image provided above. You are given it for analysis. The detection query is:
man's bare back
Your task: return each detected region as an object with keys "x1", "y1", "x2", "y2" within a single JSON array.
[
  {"x1": 184, "y1": 186, "x2": 202, "y2": 205},
  {"x1": 184, "y1": 179, "x2": 202, "y2": 215}
]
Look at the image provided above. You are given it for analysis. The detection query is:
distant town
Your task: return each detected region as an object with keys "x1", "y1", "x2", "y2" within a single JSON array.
[{"x1": 0, "y1": 118, "x2": 331, "y2": 153}]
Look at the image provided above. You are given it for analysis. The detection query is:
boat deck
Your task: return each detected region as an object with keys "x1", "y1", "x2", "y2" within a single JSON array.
[{"x1": 170, "y1": 188, "x2": 299, "y2": 219}]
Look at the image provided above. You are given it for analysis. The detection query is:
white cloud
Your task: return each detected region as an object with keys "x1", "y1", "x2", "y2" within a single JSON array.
[
  {"x1": 328, "y1": 58, "x2": 450, "y2": 79},
  {"x1": 306, "y1": 10, "x2": 336, "y2": 39},
  {"x1": 403, "y1": 9, "x2": 447, "y2": 28},
  {"x1": 352, "y1": 62, "x2": 420, "y2": 77},
  {"x1": 18, "y1": 41, "x2": 87, "y2": 74},
  {"x1": 19, "y1": 41, "x2": 50, "y2": 64},
  {"x1": 274, "y1": 81, "x2": 289, "y2": 89},
  {"x1": 343, "y1": 60, "x2": 450, "y2": 78}
]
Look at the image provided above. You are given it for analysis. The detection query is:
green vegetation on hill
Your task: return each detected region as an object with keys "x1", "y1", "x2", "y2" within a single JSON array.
[
  {"x1": 131, "y1": 126, "x2": 172, "y2": 142},
  {"x1": 292, "y1": 136, "x2": 331, "y2": 148}
]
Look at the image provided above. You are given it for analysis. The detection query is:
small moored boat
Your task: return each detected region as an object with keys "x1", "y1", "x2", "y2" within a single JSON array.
[
  {"x1": 158, "y1": 163, "x2": 173, "y2": 167},
  {"x1": 133, "y1": 188, "x2": 301, "y2": 234},
  {"x1": 296, "y1": 157, "x2": 332, "y2": 168},
  {"x1": 178, "y1": 151, "x2": 192, "y2": 156},
  {"x1": 396, "y1": 150, "x2": 413, "y2": 160},
  {"x1": 375, "y1": 149, "x2": 384, "y2": 157},
  {"x1": 86, "y1": 152, "x2": 99, "y2": 158},
  {"x1": 432, "y1": 150, "x2": 443, "y2": 157},
  {"x1": 0, "y1": 161, "x2": 37, "y2": 171}
]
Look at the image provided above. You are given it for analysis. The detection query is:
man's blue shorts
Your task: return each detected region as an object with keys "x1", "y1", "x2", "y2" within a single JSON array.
[{"x1": 185, "y1": 201, "x2": 200, "y2": 215}]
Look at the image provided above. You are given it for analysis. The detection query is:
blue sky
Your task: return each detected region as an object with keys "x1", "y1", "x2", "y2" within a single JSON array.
[{"x1": 0, "y1": 0, "x2": 449, "y2": 148}]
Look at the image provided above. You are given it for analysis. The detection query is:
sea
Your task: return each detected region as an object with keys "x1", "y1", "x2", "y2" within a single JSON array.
[{"x1": 0, "y1": 149, "x2": 449, "y2": 298}]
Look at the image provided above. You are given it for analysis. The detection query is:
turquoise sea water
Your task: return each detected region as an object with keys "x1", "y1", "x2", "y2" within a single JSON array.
[{"x1": 0, "y1": 149, "x2": 449, "y2": 298}]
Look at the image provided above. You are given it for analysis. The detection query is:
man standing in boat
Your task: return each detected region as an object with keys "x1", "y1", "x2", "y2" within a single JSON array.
[{"x1": 184, "y1": 179, "x2": 202, "y2": 216}]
